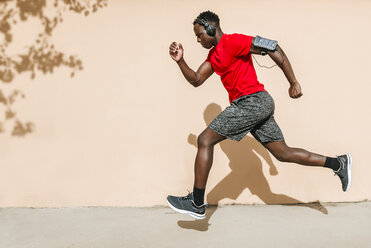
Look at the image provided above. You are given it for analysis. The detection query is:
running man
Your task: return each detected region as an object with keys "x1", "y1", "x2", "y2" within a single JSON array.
[{"x1": 167, "y1": 11, "x2": 351, "y2": 219}]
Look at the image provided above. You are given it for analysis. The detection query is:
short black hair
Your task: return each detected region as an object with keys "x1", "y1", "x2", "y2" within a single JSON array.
[{"x1": 193, "y1": 10, "x2": 220, "y2": 27}]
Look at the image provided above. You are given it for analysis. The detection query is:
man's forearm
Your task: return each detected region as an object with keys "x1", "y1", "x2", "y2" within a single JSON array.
[
  {"x1": 269, "y1": 45, "x2": 298, "y2": 85},
  {"x1": 177, "y1": 58, "x2": 200, "y2": 87}
]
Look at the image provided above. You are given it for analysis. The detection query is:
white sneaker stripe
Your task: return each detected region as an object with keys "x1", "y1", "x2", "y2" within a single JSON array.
[{"x1": 345, "y1": 153, "x2": 352, "y2": 191}]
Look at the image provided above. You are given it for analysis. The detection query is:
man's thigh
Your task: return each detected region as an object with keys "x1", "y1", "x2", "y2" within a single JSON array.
[{"x1": 251, "y1": 115, "x2": 285, "y2": 144}]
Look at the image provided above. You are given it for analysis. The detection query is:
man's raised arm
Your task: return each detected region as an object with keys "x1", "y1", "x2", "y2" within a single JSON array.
[{"x1": 169, "y1": 42, "x2": 214, "y2": 87}]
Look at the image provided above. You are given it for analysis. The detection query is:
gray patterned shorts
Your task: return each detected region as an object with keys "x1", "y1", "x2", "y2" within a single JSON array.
[{"x1": 209, "y1": 91, "x2": 284, "y2": 144}]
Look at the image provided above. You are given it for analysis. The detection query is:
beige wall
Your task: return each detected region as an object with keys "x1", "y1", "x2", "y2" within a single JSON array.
[{"x1": 0, "y1": 0, "x2": 370, "y2": 207}]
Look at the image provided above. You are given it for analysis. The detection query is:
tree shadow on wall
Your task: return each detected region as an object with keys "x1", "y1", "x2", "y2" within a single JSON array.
[
  {"x1": 0, "y1": 0, "x2": 107, "y2": 136},
  {"x1": 177, "y1": 103, "x2": 328, "y2": 232}
]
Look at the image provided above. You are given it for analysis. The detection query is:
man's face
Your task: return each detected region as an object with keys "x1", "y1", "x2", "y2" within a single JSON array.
[{"x1": 193, "y1": 23, "x2": 214, "y2": 49}]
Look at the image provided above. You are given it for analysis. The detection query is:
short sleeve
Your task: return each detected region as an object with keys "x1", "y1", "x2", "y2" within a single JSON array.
[{"x1": 228, "y1": 33, "x2": 253, "y2": 57}]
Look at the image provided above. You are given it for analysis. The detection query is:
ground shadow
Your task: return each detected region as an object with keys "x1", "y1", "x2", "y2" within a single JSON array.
[{"x1": 177, "y1": 103, "x2": 328, "y2": 231}]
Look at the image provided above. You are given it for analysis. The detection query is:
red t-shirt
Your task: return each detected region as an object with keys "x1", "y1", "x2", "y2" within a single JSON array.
[{"x1": 206, "y1": 33, "x2": 266, "y2": 103}]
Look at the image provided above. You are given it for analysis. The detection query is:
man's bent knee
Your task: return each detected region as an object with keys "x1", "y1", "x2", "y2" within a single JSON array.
[
  {"x1": 265, "y1": 141, "x2": 292, "y2": 162},
  {"x1": 274, "y1": 152, "x2": 291, "y2": 162},
  {"x1": 197, "y1": 133, "x2": 210, "y2": 148},
  {"x1": 197, "y1": 128, "x2": 225, "y2": 148}
]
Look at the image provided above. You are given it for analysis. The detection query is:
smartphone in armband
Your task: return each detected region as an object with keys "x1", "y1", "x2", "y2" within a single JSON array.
[{"x1": 253, "y1": 36, "x2": 278, "y2": 56}]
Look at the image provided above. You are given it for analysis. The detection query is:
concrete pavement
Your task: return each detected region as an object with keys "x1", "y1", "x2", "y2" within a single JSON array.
[{"x1": 1, "y1": 202, "x2": 371, "y2": 248}]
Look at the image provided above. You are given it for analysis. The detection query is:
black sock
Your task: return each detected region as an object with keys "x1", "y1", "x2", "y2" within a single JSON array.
[
  {"x1": 193, "y1": 186, "x2": 205, "y2": 206},
  {"x1": 324, "y1": 157, "x2": 340, "y2": 171}
]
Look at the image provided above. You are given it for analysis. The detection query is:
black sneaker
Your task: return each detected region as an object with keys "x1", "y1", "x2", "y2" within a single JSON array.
[
  {"x1": 334, "y1": 153, "x2": 352, "y2": 192},
  {"x1": 167, "y1": 192, "x2": 206, "y2": 219}
]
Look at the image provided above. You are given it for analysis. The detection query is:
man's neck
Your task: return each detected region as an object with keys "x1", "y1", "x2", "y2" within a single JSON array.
[{"x1": 214, "y1": 31, "x2": 224, "y2": 46}]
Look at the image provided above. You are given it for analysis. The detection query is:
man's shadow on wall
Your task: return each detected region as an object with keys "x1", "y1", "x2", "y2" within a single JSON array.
[{"x1": 177, "y1": 103, "x2": 328, "y2": 232}]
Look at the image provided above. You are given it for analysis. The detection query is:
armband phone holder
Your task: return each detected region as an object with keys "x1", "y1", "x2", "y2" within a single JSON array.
[{"x1": 253, "y1": 36, "x2": 278, "y2": 56}]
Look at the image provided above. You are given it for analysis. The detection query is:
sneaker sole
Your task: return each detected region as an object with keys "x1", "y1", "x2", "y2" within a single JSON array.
[
  {"x1": 167, "y1": 200, "x2": 206, "y2": 219},
  {"x1": 345, "y1": 153, "x2": 352, "y2": 191}
]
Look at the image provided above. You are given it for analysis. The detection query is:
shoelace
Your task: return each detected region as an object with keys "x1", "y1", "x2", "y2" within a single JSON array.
[
  {"x1": 179, "y1": 191, "x2": 208, "y2": 208},
  {"x1": 180, "y1": 191, "x2": 193, "y2": 201}
]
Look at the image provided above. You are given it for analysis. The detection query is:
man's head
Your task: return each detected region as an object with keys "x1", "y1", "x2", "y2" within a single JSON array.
[{"x1": 193, "y1": 11, "x2": 221, "y2": 49}]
